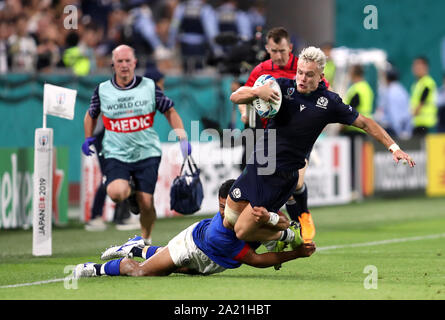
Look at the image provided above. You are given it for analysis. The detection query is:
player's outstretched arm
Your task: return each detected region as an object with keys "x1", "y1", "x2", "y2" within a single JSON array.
[
  {"x1": 238, "y1": 242, "x2": 316, "y2": 268},
  {"x1": 230, "y1": 82, "x2": 280, "y2": 105},
  {"x1": 351, "y1": 114, "x2": 415, "y2": 167}
]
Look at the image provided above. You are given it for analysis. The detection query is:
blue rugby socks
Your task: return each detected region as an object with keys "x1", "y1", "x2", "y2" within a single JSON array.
[
  {"x1": 130, "y1": 245, "x2": 161, "y2": 259},
  {"x1": 93, "y1": 246, "x2": 161, "y2": 276},
  {"x1": 93, "y1": 258, "x2": 123, "y2": 276}
]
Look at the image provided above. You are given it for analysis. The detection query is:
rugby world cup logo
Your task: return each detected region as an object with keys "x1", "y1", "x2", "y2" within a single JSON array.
[
  {"x1": 39, "y1": 135, "x2": 48, "y2": 146},
  {"x1": 55, "y1": 92, "x2": 67, "y2": 114},
  {"x1": 284, "y1": 87, "x2": 295, "y2": 100},
  {"x1": 56, "y1": 92, "x2": 66, "y2": 106}
]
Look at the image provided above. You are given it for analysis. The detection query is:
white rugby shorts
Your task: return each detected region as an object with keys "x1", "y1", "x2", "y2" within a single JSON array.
[{"x1": 167, "y1": 222, "x2": 226, "y2": 275}]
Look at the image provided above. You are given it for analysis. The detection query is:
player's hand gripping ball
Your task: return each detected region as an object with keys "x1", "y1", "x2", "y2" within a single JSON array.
[{"x1": 252, "y1": 74, "x2": 282, "y2": 118}]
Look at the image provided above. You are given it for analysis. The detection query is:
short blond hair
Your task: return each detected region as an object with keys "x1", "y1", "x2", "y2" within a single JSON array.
[{"x1": 298, "y1": 46, "x2": 326, "y2": 72}]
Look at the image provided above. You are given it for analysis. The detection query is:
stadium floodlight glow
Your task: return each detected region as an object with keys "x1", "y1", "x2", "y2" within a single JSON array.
[{"x1": 32, "y1": 84, "x2": 77, "y2": 256}]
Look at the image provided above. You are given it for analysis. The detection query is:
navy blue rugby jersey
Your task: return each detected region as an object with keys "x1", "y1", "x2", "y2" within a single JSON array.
[{"x1": 252, "y1": 78, "x2": 359, "y2": 171}]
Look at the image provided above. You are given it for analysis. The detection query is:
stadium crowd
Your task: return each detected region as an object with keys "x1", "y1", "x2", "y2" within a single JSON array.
[
  {"x1": 0, "y1": 0, "x2": 443, "y2": 137},
  {"x1": 0, "y1": 0, "x2": 266, "y2": 75}
]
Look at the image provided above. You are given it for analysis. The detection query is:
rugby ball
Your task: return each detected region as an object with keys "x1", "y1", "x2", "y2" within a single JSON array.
[{"x1": 252, "y1": 74, "x2": 282, "y2": 118}]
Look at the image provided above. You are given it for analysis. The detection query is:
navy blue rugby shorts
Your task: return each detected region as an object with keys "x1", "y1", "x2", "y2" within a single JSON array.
[
  {"x1": 103, "y1": 156, "x2": 161, "y2": 194},
  {"x1": 229, "y1": 164, "x2": 299, "y2": 213}
]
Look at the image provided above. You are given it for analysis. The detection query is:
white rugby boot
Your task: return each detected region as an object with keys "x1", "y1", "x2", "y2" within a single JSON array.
[
  {"x1": 101, "y1": 236, "x2": 145, "y2": 260},
  {"x1": 73, "y1": 262, "x2": 97, "y2": 279}
]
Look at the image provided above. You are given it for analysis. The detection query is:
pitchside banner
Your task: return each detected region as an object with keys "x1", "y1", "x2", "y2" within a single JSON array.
[
  {"x1": 80, "y1": 148, "x2": 115, "y2": 222},
  {"x1": 32, "y1": 128, "x2": 53, "y2": 256},
  {"x1": 426, "y1": 134, "x2": 445, "y2": 196},
  {"x1": 80, "y1": 138, "x2": 352, "y2": 220},
  {"x1": 305, "y1": 137, "x2": 351, "y2": 206},
  {"x1": 0, "y1": 147, "x2": 68, "y2": 229},
  {"x1": 372, "y1": 137, "x2": 426, "y2": 196},
  {"x1": 80, "y1": 142, "x2": 243, "y2": 220}
]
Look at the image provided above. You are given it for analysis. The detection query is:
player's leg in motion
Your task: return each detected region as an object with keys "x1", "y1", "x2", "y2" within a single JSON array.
[
  {"x1": 131, "y1": 157, "x2": 161, "y2": 244},
  {"x1": 75, "y1": 247, "x2": 179, "y2": 278},
  {"x1": 106, "y1": 178, "x2": 144, "y2": 232},
  {"x1": 108, "y1": 188, "x2": 156, "y2": 243},
  {"x1": 120, "y1": 247, "x2": 178, "y2": 276},
  {"x1": 285, "y1": 161, "x2": 315, "y2": 243},
  {"x1": 137, "y1": 192, "x2": 156, "y2": 242},
  {"x1": 226, "y1": 197, "x2": 298, "y2": 245},
  {"x1": 106, "y1": 179, "x2": 132, "y2": 203}
]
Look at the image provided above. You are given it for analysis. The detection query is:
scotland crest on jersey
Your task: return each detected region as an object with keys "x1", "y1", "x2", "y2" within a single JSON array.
[{"x1": 316, "y1": 96, "x2": 329, "y2": 109}]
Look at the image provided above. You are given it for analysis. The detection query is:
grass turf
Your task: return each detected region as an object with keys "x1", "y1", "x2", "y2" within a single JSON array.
[{"x1": 0, "y1": 196, "x2": 444, "y2": 300}]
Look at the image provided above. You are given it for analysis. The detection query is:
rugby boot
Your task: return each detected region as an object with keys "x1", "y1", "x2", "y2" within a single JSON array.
[{"x1": 298, "y1": 212, "x2": 315, "y2": 243}]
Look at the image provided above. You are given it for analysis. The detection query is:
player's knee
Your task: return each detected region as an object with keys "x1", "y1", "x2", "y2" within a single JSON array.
[
  {"x1": 295, "y1": 182, "x2": 304, "y2": 192},
  {"x1": 107, "y1": 186, "x2": 130, "y2": 203},
  {"x1": 107, "y1": 190, "x2": 128, "y2": 203},
  {"x1": 106, "y1": 180, "x2": 131, "y2": 202}
]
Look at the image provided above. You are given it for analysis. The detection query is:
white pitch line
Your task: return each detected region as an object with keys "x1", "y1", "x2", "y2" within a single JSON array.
[
  {"x1": 317, "y1": 233, "x2": 445, "y2": 252},
  {"x1": 0, "y1": 277, "x2": 65, "y2": 289},
  {"x1": 1, "y1": 233, "x2": 445, "y2": 289}
]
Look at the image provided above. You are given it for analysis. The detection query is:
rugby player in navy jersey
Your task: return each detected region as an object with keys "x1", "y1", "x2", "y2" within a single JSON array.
[
  {"x1": 73, "y1": 180, "x2": 315, "y2": 278},
  {"x1": 226, "y1": 46, "x2": 415, "y2": 244},
  {"x1": 241, "y1": 27, "x2": 326, "y2": 243}
]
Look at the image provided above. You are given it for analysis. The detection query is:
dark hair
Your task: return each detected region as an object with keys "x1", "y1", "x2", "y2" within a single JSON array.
[
  {"x1": 218, "y1": 179, "x2": 236, "y2": 199},
  {"x1": 65, "y1": 31, "x2": 79, "y2": 47},
  {"x1": 266, "y1": 27, "x2": 290, "y2": 43},
  {"x1": 351, "y1": 64, "x2": 364, "y2": 77},
  {"x1": 386, "y1": 68, "x2": 399, "y2": 82},
  {"x1": 414, "y1": 56, "x2": 429, "y2": 66},
  {"x1": 321, "y1": 42, "x2": 334, "y2": 50},
  {"x1": 14, "y1": 13, "x2": 27, "y2": 23}
]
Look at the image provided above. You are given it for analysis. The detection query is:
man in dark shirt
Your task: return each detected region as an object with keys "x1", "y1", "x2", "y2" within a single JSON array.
[{"x1": 226, "y1": 46, "x2": 415, "y2": 243}]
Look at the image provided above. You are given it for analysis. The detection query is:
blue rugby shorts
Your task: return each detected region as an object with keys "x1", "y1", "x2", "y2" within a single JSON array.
[
  {"x1": 103, "y1": 156, "x2": 161, "y2": 194},
  {"x1": 229, "y1": 164, "x2": 299, "y2": 213}
]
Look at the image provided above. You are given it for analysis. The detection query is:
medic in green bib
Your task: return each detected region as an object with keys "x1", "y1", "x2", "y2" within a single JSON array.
[{"x1": 82, "y1": 45, "x2": 191, "y2": 245}]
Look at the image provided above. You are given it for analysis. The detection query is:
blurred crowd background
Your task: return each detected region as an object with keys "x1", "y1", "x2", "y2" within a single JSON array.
[
  {"x1": 1, "y1": 0, "x2": 445, "y2": 225},
  {"x1": 0, "y1": 0, "x2": 269, "y2": 75},
  {"x1": 2, "y1": 0, "x2": 445, "y2": 139}
]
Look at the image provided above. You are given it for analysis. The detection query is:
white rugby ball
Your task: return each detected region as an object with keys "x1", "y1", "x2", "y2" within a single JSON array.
[{"x1": 252, "y1": 74, "x2": 282, "y2": 118}]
